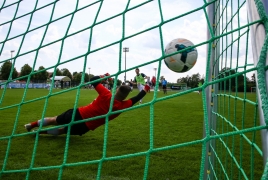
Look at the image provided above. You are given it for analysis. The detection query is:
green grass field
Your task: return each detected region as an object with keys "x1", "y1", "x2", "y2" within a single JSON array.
[{"x1": 0, "y1": 88, "x2": 264, "y2": 179}]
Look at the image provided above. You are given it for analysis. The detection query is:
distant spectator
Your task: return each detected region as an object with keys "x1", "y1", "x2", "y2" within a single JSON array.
[
  {"x1": 151, "y1": 76, "x2": 156, "y2": 88},
  {"x1": 162, "y1": 78, "x2": 167, "y2": 94}
]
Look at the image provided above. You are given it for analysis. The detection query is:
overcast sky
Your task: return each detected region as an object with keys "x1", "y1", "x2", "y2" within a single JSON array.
[{"x1": 0, "y1": 0, "x2": 253, "y2": 83}]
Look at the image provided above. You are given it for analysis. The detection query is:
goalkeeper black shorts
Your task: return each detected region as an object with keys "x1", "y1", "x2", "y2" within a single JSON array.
[{"x1": 56, "y1": 109, "x2": 89, "y2": 136}]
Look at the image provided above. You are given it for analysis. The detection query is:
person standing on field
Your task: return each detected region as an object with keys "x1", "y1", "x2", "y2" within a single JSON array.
[
  {"x1": 162, "y1": 78, "x2": 167, "y2": 94},
  {"x1": 151, "y1": 76, "x2": 156, "y2": 88},
  {"x1": 132, "y1": 68, "x2": 148, "y2": 104}
]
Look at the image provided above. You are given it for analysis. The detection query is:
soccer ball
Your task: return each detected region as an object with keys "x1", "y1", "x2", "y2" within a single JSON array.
[{"x1": 164, "y1": 38, "x2": 198, "y2": 73}]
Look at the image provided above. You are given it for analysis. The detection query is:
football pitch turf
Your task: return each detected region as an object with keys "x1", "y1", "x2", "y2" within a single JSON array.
[{"x1": 0, "y1": 88, "x2": 263, "y2": 179}]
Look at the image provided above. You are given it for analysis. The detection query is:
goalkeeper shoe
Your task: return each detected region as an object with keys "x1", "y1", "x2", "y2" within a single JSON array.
[{"x1": 24, "y1": 124, "x2": 32, "y2": 132}]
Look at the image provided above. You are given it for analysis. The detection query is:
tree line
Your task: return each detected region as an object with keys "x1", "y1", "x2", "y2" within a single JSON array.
[
  {"x1": 176, "y1": 68, "x2": 256, "y2": 92},
  {"x1": 0, "y1": 61, "x2": 123, "y2": 86}
]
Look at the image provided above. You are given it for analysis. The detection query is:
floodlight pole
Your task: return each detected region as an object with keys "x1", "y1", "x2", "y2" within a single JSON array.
[
  {"x1": 123, "y1": 47, "x2": 129, "y2": 83},
  {"x1": 8, "y1": 50, "x2": 15, "y2": 81},
  {"x1": 154, "y1": 68, "x2": 157, "y2": 77},
  {"x1": 88, "y1": 67, "x2": 91, "y2": 75},
  {"x1": 10, "y1": 50, "x2": 15, "y2": 59}
]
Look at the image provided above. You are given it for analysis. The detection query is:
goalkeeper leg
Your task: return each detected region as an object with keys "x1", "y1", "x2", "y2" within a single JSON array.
[{"x1": 24, "y1": 117, "x2": 57, "y2": 132}]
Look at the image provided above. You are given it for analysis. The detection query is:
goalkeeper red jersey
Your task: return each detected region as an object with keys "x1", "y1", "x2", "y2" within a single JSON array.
[{"x1": 78, "y1": 84, "x2": 132, "y2": 130}]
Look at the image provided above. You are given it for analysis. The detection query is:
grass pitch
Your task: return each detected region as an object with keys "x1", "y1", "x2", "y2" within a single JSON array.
[{"x1": 0, "y1": 88, "x2": 264, "y2": 179}]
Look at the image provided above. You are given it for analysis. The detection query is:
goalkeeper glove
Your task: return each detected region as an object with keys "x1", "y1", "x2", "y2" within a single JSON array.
[
  {"x1": 100, "y1": 73, "x2": 112, "y2": 82},
  {"x1": 104, "y1": 73, "x2": 112, "y2": 81},
  {"x1": 143, "y1": 84, "x2": 150, "y2": 92}
]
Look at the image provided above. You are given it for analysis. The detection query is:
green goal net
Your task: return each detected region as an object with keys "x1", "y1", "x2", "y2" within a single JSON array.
[
  {"x1": 205, "y1": 0, "x2": 268, "y2": 179},
  {"x1": 0, "y1": 0, "x2": 268, "y2": 179}
]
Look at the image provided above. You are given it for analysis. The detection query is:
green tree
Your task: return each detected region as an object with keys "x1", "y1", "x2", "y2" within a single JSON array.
[
  {"x1": 117, "y1": 79, "x2": 123, "y2": 86},
  {"x1": 32, "y1": 70, "x2": 38, "y2": 82},
  {"x1": 20, "y1": 64, "x2": 32, "y2": 81},
  {"x1": 177, "y1": 75, "x2": 191, "y2": 86},
  {"x1": 105, "y1": 78, "x2": 122, "y2": 87},
  {"x1": 77, "y1": 72, "x2": 89, "y2": 83},
  {"x1": 34, "y1": 66, "x2": 48, "y2": 82},
  {"x1": 84, "y1": 73, "x2": 89, "y2": 82},
  {"x1": 48, "y1": 68, "x2": 63, "y2": 78},
  {"x1": 219, "y1": 67, "x2": 245, "y2": 91},
  {"x1": 73, "y1": 73, "x2": 82, "y2": 85},
  {"x1": 177, "y1": 73, "x2": 201, "y2": 88},
  {"x1": 56, "y1": 68, "x2": 62, "y2": 76},
  {"x1": 114, "y1": 78, "x2": 122, "y2": 86},
  {"x1": 0, "y1": 61, "x2": 18, "y2": 80},
  {"x1": 61, "y1": 68, "x2": 72, "y2": 80},
  {"x1": 190, "y1": 73, "x2": 201, "y2": 88},
  {"x1": 200, "y1": 74, "x2": 205, "y2": 84},
  {"x1": 88, "y1": 73, "x2": 94, "y2": 80}
]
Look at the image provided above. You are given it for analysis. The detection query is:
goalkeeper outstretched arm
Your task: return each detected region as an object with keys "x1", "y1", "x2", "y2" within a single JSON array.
[
  {"x1": 90, "y1": 73, "x2": 111, "y2": 87},
  {"x1": 129, "y1": 84, "x2": 150, "y2": 105}
]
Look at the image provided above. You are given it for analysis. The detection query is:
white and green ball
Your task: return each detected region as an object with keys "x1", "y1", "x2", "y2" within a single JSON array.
[{"x1": 164, "y1": 38, "x2": 198, "y2": 73}]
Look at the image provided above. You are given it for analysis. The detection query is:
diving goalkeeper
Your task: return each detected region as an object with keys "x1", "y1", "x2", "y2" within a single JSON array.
[{"x1": 24, "y1": 73, "x2": 150, "y2": 136}]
